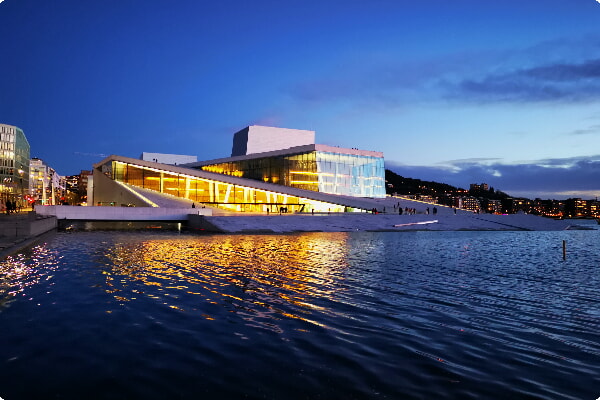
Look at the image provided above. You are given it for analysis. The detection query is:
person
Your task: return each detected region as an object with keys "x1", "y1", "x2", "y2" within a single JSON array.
[
  {"x1": 399, "y1": 207, "x2": 403, "y2": 215},
  {"x1": 192, "y1": 202, "x2": 196, "y2": 208},
  {"x1": 433, "y1": 207, "x2": 437, "y2": 215}
]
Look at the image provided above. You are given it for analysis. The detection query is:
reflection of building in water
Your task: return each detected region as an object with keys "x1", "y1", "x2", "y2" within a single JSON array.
[
  {"x1": 92, "y1": 126, "x2": 385, "y2": 213},
  {"x1": 102, "y1": 234, "x2": 351, "y2": 327}
]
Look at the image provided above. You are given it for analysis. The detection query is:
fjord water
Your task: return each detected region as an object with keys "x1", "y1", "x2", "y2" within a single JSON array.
[{"x1": 1, "y1": 230, "x2": 599, "y2": 399}]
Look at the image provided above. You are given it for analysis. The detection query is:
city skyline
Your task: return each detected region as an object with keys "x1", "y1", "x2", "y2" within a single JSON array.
[{"x1": 1, "y1": 0, "x2": 600, "y2": 200}]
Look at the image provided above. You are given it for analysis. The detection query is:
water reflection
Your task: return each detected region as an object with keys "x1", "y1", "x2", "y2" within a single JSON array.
[
  {"x1": 101, "y1": 233, "x2": 353, "y2": 330},
  {"x1": 0, "y1": 245, "x2": 59, "y2": 310},
  {"x1": 2, "y1": 231, "x2": 600, "y2": 400}
]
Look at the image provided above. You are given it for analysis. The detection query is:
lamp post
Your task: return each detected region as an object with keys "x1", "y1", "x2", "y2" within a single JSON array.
[{"x1": 18, "y1": 168, "x2": 24, "y2": 210}]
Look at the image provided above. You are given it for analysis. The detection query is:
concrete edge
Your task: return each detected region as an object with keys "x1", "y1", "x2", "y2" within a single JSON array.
[{"x1": 0, "y1": 229, "x2": 58, "y2": 260}]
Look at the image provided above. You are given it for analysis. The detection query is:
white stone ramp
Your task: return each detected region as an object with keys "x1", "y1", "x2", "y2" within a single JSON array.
[{"x1": 201, "y1": 213, "x2": 575, "y2": 233}]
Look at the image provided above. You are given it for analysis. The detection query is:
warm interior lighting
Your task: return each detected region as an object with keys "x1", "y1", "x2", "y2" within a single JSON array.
[{"x1": 290, "y1": 171, "x2": 319, "y2": 175}]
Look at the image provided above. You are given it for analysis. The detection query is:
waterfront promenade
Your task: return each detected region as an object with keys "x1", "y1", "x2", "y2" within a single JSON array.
[
  {"x1": 2, "y1": 196, "x2": 590, "y2": 259},
  {"x1": 0, "y1": 211, "x2": 57, "y2": 259},
  {"x1": 191, "y1": 211, "x2": 579, "y2": 233}
]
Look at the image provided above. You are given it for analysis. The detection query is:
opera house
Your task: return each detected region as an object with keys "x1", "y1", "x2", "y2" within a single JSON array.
[{"x1": 92, "y1": 126, "x2": 386, "y2": 213}]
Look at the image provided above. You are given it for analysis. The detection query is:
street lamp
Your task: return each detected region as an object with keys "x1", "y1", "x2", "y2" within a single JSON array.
[{"x1": 18, "y1": 168, "x2": 24, "y2": 209}]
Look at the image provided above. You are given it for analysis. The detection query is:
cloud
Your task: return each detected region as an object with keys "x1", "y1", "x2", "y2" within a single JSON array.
[
  {"x1": 437, "y1": 157, "x2": 503, "y2": 166},
  {"x1": 288, "y1": 35, "x2": 600, "y2": 107},
  {"x1": 569, "y1": 124, "x2": 600, "y2": 135},
  {"x1": 451, "y1": 58, "x2": 600, "y2": 103},
  {"x1": 386, "y1": 155, "x2": 600, "y2": 199},
  {"x1": 525, "y1": 58, "x2": 600, "y2": 81}
]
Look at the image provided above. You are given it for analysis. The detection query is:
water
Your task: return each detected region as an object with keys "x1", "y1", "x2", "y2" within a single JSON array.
[{"x1": 1, "y1": 230, "x2": 599, "y2": 399}]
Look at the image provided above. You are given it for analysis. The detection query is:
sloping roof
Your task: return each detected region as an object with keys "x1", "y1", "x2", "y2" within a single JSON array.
[{"x1": 184, "y1": 144, "x2": 383, "y2": 168}]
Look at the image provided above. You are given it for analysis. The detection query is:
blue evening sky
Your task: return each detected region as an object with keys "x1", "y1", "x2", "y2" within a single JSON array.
[{"x1": 1, "y1": 0, "x2": 600, "y2": 199}]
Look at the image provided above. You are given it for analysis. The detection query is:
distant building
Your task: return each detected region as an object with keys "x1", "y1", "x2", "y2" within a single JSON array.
[
  {"x1": 460, "y1": 196, "x2": 481, "y2": 212},
  {"x1": 564, "y1": 198, "x2": 587, "y2": 218},
  {"x1": 0, "y1": 123, "x2": 30, "y2": 205},
  {"x1": 588, "y1": 199, "x2": 599, "y2": 218},
  {"x1": 64, "y1": 170, "x2": 92, "y2": 205},
  {"x1": 503, "y1": 198, "x2": 533, "y2": 214},
  {"x1": 65, "y1": 174, "x2": 80, "y2": 204},
  {"x1": 480, "y1": 198, "x2": 502, "y2": 214},
  {"x1": 417, "y1": 195, "x2": 436, "y2": 203},
  {"x1": 78, "y1": 170, "x2": 92, "y2": 200},
  {"x1": 470, "y1": 183, "x2": 489, "y2": 193},
  {"x1": 29, "y1": 158, "x2": 62, "y2": 205},
  {"x1": 533, "y1": 198, "x2": 562, "y2": 217},
  {"x1": 65, "y1": 174, "x2": 79, "y2": 193}
]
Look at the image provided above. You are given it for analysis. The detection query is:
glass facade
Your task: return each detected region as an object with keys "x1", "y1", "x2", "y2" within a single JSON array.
[
  {"x1": 104, "y1": 160, "x2": 353, "y2": 213},
  {"x1": 316, "y1": 151, "x2": 385, "y2": 197},
  {"x1": 0, "y1": 124, "x2": 30, "y2": 204},
  {"x1": 200, "y1": 150, "x2": 385, "y2": 198}
]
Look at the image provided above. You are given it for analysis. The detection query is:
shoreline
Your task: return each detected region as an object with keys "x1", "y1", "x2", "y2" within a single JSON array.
[{"x1": 1, "y1": 212, "x2": 594, "y2": 259}]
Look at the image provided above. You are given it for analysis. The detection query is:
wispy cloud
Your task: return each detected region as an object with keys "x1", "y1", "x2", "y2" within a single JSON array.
[
  {"x1": 288, "y1": 35, "x2": 600, "y2": 107},
  {"x1": 451, "y1": 58, "x2": 600, "y2": 103},
  {"x1": 569, "y1": 124, "x2": 600, "y2": 135}
]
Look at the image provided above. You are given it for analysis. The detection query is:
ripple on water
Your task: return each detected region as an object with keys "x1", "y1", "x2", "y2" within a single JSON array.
[{"x1": 0, "y1": 230, "x2": 599, "y2": 399}]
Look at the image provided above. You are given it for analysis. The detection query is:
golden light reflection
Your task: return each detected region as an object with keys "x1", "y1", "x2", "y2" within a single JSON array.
[
  {"x1": 102, "y1": 233, "x2": 352, "y2": 331},
  {"x1": 0, "y1": 245, "x2": 58, "y2": 310}
]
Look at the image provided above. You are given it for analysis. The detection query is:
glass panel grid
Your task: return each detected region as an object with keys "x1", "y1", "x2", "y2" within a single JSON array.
[{"x1": 105, "y1": 161, "x2": 352, "y2": 213}]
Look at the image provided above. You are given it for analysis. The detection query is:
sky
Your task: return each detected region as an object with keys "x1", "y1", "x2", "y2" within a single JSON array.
[{"x1": 1, "y1": 0, "x2": 600, "y2": 200}]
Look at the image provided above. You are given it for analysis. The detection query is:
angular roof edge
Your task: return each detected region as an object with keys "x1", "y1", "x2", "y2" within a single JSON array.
[{"x1": 185, "y1": 144, "x2": 383, "y2": 168}]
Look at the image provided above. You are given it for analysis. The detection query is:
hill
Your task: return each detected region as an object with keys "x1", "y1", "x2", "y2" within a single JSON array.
[
  {"x1": 384, "y1": 169, "x2": 509, "y2": 200},
  {"x1": 384, "y1": 169, "x2": 464, "y2": 197}
]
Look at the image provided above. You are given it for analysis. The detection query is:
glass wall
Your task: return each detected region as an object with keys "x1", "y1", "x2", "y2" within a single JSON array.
[
  {"x1": 200, "y1": 150, "x2": 385, "y2": 198},
  {"x1": 316, "y1": 152, "x2": 385, "y2": 198},
  {"x1": 201, "y1": 152, "x2": 319, "y2": 191},
  {"x1": 0, "y1": 125, "x2": 30, "y2": 204},
  {"x1": 107, "y1": 161, "x2": 349, "y2": 213}
]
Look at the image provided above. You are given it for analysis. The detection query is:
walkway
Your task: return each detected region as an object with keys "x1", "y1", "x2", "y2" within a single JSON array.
[{"x1": 0, "y1": 210, "x2": 57, "y2": 259}]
